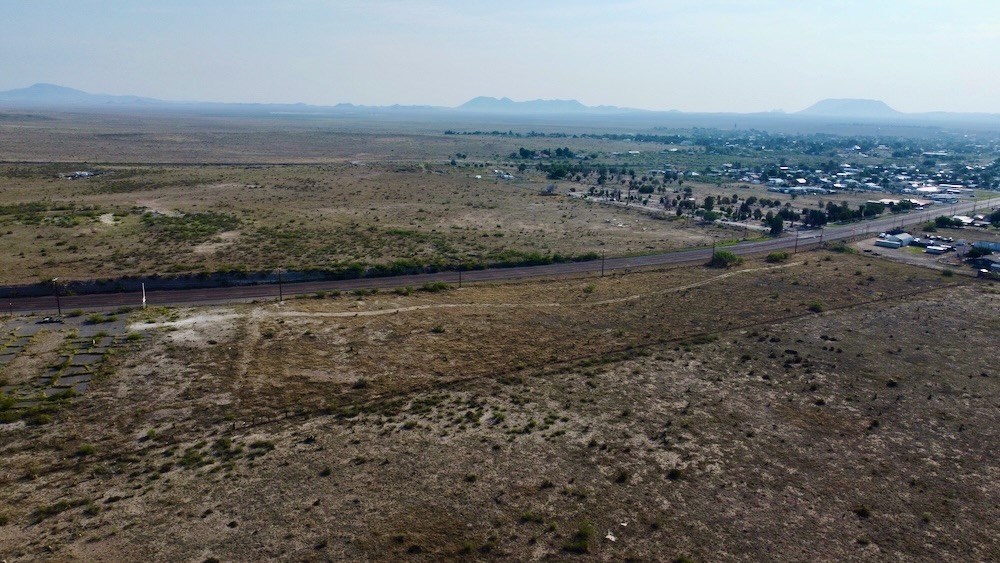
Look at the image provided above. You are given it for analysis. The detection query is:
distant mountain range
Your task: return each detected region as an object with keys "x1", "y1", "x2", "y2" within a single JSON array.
[
  {"x1": 0, "y1": 83, "x2": 161, "y2": 106},
  {"x1": 457, "y1": 96, "x2": 639, "y2": 114},
  {"x1": 1, "y1": 84, "x2": 998, "y2": 127}
]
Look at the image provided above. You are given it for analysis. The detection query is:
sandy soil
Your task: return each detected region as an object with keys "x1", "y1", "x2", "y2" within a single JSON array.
[{"x1": 0, "y1": 251, "x2": 997, "y2": 561}]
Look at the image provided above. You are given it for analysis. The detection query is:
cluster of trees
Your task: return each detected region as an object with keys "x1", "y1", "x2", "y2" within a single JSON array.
[
  {"x1": 509, "y1": 147, "x2": 579, "y2": 160},
  {"x1": 445, "y1": 130, "x2": 571, "y2": 138},
  {"x1": 657, "y1": 188, "x2": 944, "y2": 237}
]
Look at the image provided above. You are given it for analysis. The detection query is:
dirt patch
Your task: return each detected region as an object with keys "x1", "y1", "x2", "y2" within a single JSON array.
[
  {"x1": 135, "y1": 199, "x2": 182, "y2": 217},
  {"x1": 130, "y1": 310, "x2": 240, "y2": 349},
  {"x1": 193, "y1": 230, "x2": 241, "y2": 255}
]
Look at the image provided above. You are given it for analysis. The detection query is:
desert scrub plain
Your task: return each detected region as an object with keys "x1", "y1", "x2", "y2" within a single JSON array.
[
  {"x1": 0, "y1": 249, "x2": 997, "y2": 561},
  {"x1": 0, "y1": 163, "x2": 734, "y2": 284}
]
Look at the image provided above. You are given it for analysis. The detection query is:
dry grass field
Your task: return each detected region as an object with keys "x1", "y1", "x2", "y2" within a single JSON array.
[
  {"x1": 1, "y1": 250, "x2": 997, "y2": 561},
  {"x1": 2, "y1": 111, "x2": 968, "y2": 287},
  {"x1": 0, "y1": 163, "x2": 738, "y2": 284}
]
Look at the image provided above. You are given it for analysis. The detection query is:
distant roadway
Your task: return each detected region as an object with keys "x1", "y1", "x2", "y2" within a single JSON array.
[{"x1": 6, "y1": 198, "x2": 998, "y2": 314}]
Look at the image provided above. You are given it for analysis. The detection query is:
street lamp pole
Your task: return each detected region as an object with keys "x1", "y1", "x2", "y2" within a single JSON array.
[{"x1": 52, "y1": 278, "x2": 61, "y2": 316}]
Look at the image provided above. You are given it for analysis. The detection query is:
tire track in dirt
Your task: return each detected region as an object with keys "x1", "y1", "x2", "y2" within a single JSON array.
[{"x1": 271, "y1": 262, "x2": 804, "y2": 319}]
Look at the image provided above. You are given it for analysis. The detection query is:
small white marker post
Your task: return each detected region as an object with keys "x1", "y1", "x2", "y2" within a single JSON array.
[{"x1": 141, "y1": 283, "x2": 147, "y2": 309}]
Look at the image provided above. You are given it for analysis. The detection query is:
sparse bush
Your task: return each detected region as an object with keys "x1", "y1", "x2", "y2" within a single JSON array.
[
  {"x1": 25, "y1": 412, "x2": 53, "y2": 425},
  {"x1": 67, "y1": 309, "x2": 84, "y2": 317},
  {"x1": 76, "y1": 443, "x2": 96, "y2": 457},
  {"x1": 941, "y1": 269, "x2": 954, "y2": 277},
  {"x1": 562, "y1": 522, "x2": 594, "y2": 554},
  {"x1": 421, "y1": 281, "x2": 451, "y2": 293},
  {"x1": 808, "y1": 302, "x2": 824, "y2": 313},
  {"x1": 85, "y1": 313, "x2": 106, "y2": 324},
  {"x1": 519, "y1": 511, "x2": 544, "y2": 524},
  {"x1": 31, "y1": 498, "x2": 88, "y2": 523},
  {"x1": 707, "y1": 250, "x2": 742, "y2": 269},
  {"x1": 827, "y1": 242, "x2": 857, "y2": 254},
  {"x1": 766, "y1": 251, "x2": 789, "y2": 263},
  {"x1": 430, "y1": 325, "x2": 445, "y2": 334}
]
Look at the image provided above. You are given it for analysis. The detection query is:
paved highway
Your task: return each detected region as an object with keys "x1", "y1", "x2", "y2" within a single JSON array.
[{"x1": 6, "y1": 198, "x2": 998, "y2": 314}]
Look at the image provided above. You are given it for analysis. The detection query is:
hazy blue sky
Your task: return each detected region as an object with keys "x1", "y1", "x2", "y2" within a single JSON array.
[{"x1": 2, "y1": 0, "x2": 998, "y2": 112}]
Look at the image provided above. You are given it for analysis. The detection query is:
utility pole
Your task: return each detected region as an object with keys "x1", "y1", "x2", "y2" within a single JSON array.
[
  {"x1": 51, "y1": 278, "x2": 61, "y2": 316},
  {"x1": 793, "y1": 231, "x2": 799, "y2": 254},
  {"x1": 601, "y1": 250, "x2": 605, "y2": 277},
  {"x1": 277, "y1": 268, "x2": 283, "y2": 302},
  {"x1": 458, "y1": 269, "x2": 462, "y2": 288}
]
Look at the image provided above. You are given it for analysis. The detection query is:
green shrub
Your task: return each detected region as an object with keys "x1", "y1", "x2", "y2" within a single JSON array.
[
  {"x1": 76, "y1": 443, "x2": 96, "y2": 456},
  {"x1": 765, "y1": 251, "x2": 789, "y2": 263},
  {"x1": 707, "y1": 251, "x2": 743, "y2": 268},
  {"x1": 562, "y1": 522, "x2": 594, "y2": 554},
  {"x1": 421, "y1": 281, "x2": 451, "y2": 293},
  {"x1": 827, "y1": 242, "x2": 857, "y2": 254},
  {"x1": 808, "y1": 302, "x2": 824, "y2": 313},
  {"x1": 518, "y1": 511, "x2": 544, "y2": 524},
  {"x1": 941, "y1": 269, "x2": 954, "y2": 277},
  {"x1": 30, "y1": 498, "x2": 88, "y2": 523}
]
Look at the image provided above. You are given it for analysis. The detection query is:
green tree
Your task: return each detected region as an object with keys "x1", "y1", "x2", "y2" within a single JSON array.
[{"x1": 768, "y1": 215, "x2": 784, "y2": 236}]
